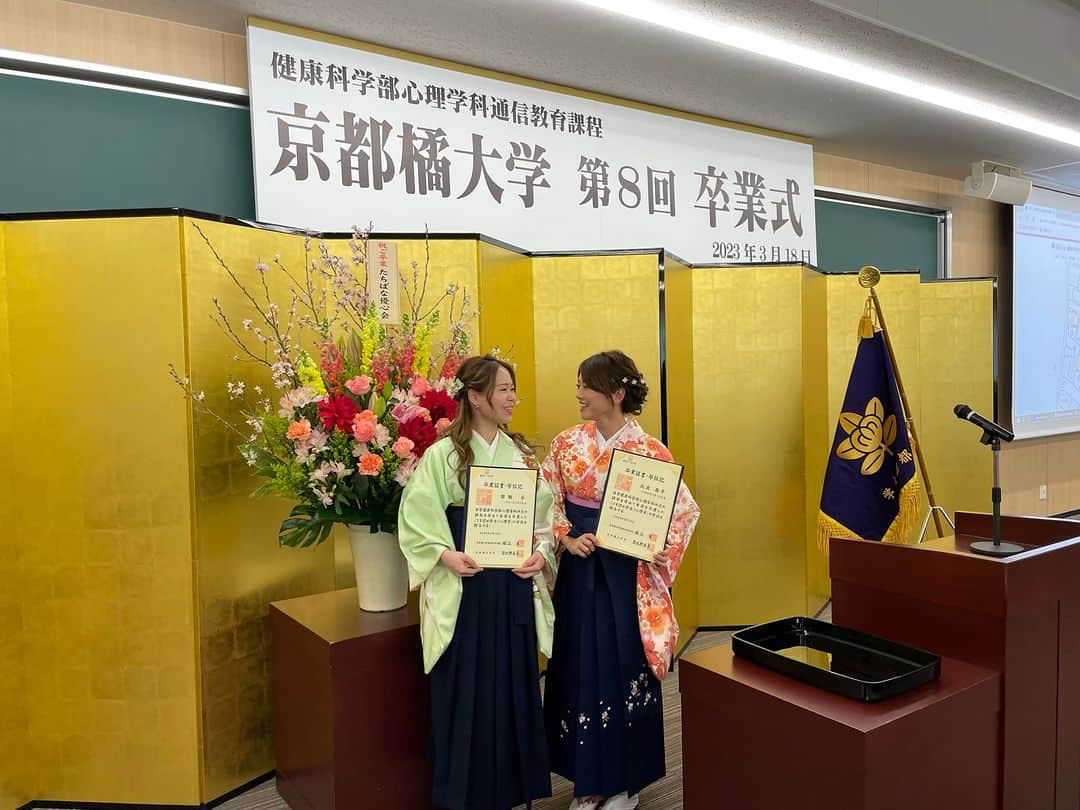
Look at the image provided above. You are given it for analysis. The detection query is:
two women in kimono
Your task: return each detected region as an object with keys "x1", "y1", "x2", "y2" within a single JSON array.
[{"x1": 398, "y1": 350, "x2": 699, "y2": 810}]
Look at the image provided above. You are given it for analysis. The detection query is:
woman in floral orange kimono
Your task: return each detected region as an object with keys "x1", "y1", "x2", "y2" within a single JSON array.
[{"x1": 540, "y1": 350, "x2": 700, "y2": 810}]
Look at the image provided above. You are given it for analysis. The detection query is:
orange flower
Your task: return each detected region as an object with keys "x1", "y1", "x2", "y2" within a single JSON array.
[
  {"x1": 579, "y1": 472, "x2": 597, "y2": 500},
  {"x1": 595, "y1": 450, "x2": 612, "y2": 472},
  {"x1": 644, "y1": 606, "x2": 668, "y2": 636},
  {"x1": 570, "y1": 458, "x2": 587, "y2": 477},
  {"x1": 357, "y1": 453, "x2": 383, "y2": 476},
  {"x1": 286, "y1": 419, "x2": 311, "y2": 441}
]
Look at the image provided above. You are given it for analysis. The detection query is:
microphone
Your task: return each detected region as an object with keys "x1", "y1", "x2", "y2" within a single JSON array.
[{"x1": 954, "y1": 404, "x2": 1014, "y2": 443}]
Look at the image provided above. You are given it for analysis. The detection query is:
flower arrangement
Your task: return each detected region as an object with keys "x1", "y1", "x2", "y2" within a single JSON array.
[{"x1": 172, "y1": 226, "x2": 474, "y2": 547}]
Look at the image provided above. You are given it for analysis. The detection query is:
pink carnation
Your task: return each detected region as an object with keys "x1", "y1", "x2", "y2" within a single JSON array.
[
  {"x1": 345, "y1": 375, "x2": 372, "y2": 396},
  {"x1": 436, "y1": 417, "x2": 452, "y2": 437},
  {"x1": 410, "y1": 376, "x2": 430, "y2": 396},
  {"x1": 392, "y1": 436, "x2": 415, "y2": 459}
]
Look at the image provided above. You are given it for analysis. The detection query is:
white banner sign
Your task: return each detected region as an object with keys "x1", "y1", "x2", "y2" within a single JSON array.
[
  {"x1": 248, "y1": 23, "x2": 817, "y2": 265},
  {"x1": 365, "y1": 240, "x2": 400, "y2": 323}
]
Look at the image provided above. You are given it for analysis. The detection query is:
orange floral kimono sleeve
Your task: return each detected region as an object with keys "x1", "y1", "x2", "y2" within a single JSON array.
[{"x1": 632, "y1": 435, "x2": 701, "y2": 680}]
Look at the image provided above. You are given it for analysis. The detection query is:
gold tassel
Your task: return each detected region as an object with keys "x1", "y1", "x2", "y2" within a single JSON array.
[
  {"x1": 816, "y1": 510, "x2": 862, "y2": 554},
  {"x1": 816, "y1": 474, "x2": 922, "y2": 553},
  {"x1": 858, "y1": 296, "x2": 876, "y2": 339}
]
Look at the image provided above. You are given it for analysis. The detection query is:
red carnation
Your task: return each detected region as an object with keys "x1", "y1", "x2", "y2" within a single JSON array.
[
  {"x1": 398, "y1": 415, "x2": 438, "y2": 457},
  {"x1": 419, "y1": 389, "x2": 457, "y2": 425},
  {"x1": 318, "y1": 394, "x2": 359, "y2": 434}
]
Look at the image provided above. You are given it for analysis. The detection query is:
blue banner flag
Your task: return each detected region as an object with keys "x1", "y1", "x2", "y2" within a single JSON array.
[{"x1": 818, "y1": 329, "x2": 920, "y2": 549}]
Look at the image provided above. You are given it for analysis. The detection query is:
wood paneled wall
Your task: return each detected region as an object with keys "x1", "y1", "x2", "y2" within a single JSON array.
[
  {"x1": 0, "y1": 0, "x2": 247, "y2": 86},
  {"x1": 815, "y1": 152, "x2": 1080, "y2": 517},
  {"x1": 814, "y1": 153, "x2": 1008, "y2": 280}
]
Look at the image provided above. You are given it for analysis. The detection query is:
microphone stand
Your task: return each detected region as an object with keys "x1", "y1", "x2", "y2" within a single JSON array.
[{"x1": 969, "y1": 432, "x2": 1024, "y2": 557}]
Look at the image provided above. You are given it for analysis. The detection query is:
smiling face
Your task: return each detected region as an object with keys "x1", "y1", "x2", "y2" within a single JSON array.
[
  {"x1": 470, "y1": 365, "x2": 517, "y2": 425},
  {"x1": 576, "y1": 375, "x2": 624, "y2": 423}
]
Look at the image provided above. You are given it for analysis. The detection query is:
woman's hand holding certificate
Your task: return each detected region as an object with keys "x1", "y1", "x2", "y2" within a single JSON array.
[
  {"x1": 512, "y1": 550, "x2": 546, "y2": 579},
  {"x1": 439, "y1": 549, "x2": 483, "y2": 577}
]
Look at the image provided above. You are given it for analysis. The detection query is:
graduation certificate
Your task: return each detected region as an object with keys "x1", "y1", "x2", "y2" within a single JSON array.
[
  {"x1": 595, "y1": 448, "x2": 683, "y2": 561},
  {"x1": 463, "y1": 465, "x2": 538, "y2": 568}
]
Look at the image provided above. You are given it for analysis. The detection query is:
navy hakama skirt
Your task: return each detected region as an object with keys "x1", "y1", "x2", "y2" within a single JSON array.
[
  {"x1": 543, "y1": 499, "x2": 665, "y2": 798},
  {"x1": 427, "y1": 505, "x2": 552, "y2": 810}
]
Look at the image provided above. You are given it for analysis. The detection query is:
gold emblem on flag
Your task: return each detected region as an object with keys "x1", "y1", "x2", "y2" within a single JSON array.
[{"x1": 835, "y1": 397, "x2": 898, "y2": 476}]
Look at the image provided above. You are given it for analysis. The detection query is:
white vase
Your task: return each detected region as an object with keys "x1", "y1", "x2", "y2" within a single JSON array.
[{"x1": 347, "y1": 525, "x2": 408, "y2": 612}]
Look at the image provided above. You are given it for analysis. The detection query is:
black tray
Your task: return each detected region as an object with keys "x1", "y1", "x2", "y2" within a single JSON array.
[{"x1": 732, "y1": 616, "x2": 941, "y2": 703}]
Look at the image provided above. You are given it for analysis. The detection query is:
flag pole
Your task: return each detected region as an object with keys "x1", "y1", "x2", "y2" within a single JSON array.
[{"x1": 858, "y1": 266, "x2": 946, "y2": 538}]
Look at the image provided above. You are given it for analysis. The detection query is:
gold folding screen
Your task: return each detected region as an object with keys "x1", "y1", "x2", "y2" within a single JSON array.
[
  {"x1": 680, "y1": 264, "x2": 811, "y2": 625},
  {"x1": 917, "y1": 280, "x2": 995, "y2": 525},
  {"x1": 182, "y1": 220, "x2": 337, "y2": 798},
  {"x1": 477, "y1": 242, "x2": 537, "y2": 441},
  {"x1": 1, "y1": 217, "x2": 202, "y2": 806},
  {"x1": 0, "y1": 216, "x2": 489, "y2": 806},
  {"x1": 531, "y1": 254, "x2": 663, "y2": 450},
  {"x1": 665, "y1": 266, "x2": 995, "y2": 629},
  {"x1": 0, "y1": 213, "x2": 996, "y2": 806},
  {"x1": 0, "y1": 222, "x2": 27, "y2": 810},
  {"x1": 663, "y1": 255, "x2": 700, "y2": 644}
]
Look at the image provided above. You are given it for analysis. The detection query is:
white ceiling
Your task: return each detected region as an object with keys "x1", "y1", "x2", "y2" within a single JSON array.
[{"x1": 78, "y1": 0, "x2": 1080, "y2": 189}]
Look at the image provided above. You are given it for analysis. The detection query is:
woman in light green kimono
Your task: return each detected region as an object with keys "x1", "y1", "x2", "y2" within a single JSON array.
[{"x1": 398, "y1": 354, "x2": 557, "y2": 810}]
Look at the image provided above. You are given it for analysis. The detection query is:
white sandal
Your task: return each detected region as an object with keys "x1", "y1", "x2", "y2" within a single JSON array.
[{"x1": 600, "y1": 792, "x2": 639, "y2": 809}]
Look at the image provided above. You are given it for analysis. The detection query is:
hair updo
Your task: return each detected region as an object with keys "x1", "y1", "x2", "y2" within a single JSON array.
[{"x1": 577, "y1": 350, "x2": 649, "y2": 415}]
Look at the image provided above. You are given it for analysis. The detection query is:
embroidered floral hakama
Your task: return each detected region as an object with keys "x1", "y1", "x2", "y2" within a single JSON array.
[{"x1": 545, "y1": 498, "x2": 664, "y2": 798}]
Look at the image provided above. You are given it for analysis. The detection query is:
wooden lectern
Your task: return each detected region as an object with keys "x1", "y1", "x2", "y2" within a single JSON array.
[{"x1": 831, "y1": 511, "x2": 1080, "y2": 810}]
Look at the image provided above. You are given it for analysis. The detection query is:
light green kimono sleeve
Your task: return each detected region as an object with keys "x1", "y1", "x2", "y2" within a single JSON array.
[
  {"x1": 531, "y1": 476, "x2": 558, "y2": 658},
  {"x1": 397, "y1": 438, "x2": 463, "y2": 673},
  {"x1": 398, "y1": 440, "x2": 455, "y2": 587}
]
